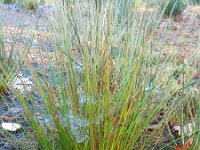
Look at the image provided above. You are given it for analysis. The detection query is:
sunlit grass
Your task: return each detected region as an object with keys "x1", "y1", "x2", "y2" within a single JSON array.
[
  {"x1": 0, "y1": 0, "x2": 199, "y2": 149},
  {"x1": 13, "y1": 0, "x2": 169, "y2": 149}
]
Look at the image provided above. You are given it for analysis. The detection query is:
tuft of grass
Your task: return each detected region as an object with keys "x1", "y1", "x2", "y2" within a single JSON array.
[
  {"x1": 11, "y1": 0, "x2": 179, "y2": 149},
  {"x1": 17, "y1": 0, "x2": 40, "y2": 11},
  {"x1": 2, "y1": 0, "x2": 15, "y2": 4},
  {"x1": 0, "y1": 25, "x2": 17, "y2": 94},
  {"x1": 192, "y1": 0, "x2": 200, "y2": 4},
  {"x1": 161, "y1": 0, "x2": 186, "y2": 16},
  {"x1": 1, "y1": 0, "x2": 199, "y2": 149}
]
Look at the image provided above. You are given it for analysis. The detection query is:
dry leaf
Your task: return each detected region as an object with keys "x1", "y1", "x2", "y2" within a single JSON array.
[
  {"x1": 176, "y1": 137, "x2": 193, "y2": 150},
  {"x1": 176, "y1": 145, "x2": 182, "y2": 150},
  {"x1": 184, "y1": 137, "x2": 193, "y2": 149},
  {"x1": 183, "y1": 103, "x2": 195, "y2": 118},
  {"x1": 1, "y1": 122, "x2": 22, "y2": 132}
]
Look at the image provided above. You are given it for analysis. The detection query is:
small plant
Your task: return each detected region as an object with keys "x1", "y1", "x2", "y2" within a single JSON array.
[
  {"x1": 191, "y1": 0, "x2": 200, "y2": 4},
  {"x1": 3, "y1": 0, "x2": 15, "y2": 4},
  {"x1": 161, "y1": 0, "x2": 185, "y2": 16},
  {"x1": 17, "y1": 0, "x2": 40, "y2": 11}
]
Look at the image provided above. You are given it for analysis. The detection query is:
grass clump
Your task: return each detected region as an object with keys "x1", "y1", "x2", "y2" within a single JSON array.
[
  {"x1": 17, "y1": 0, "x2": 40, "y2": 11},
  {"x1": 0, "y1": 26, "x2": 16, "y2": 94},
  {"x1": 162, "y1": 0, "x2": 185, "y2": 16},
  {"x1": 191, "y1": 0, "x2": 200, "y2": 4},
  {"x1": 3, "y1": 0, "x2": 15, "y2": 4},
  {"x1": 3, "y1": 0, "x2": 199, "y2": 149},
  {"x1": 11, "y1": 0, "x2": 180, "y2": 149}
]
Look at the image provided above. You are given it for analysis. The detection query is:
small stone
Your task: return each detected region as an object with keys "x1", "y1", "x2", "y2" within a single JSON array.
[
  {"x1": 148, "y1": 124, "x2": 158, "y2": 131},
  {"x1": 12, "y1": 77, "x2": 33, "y2": 93},
  {"x1": 9, "y1": 107, "x2": 23, "y2": 115}
]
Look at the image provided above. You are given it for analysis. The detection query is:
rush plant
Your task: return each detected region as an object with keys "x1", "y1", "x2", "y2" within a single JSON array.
[
  {"x1": 7, "y1": 0, "x2": 199, "y2": 149},
  {"x1": 13, "y1": 1, "x2": 171, "y2": 149}
]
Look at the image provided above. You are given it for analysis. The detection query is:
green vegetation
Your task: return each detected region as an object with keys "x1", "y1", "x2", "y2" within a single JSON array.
[
  {"x1": 0, "y1": 25, "x2": 16, "y2": 94},
  {"x1": 192, "y1": 0, "x2": 200, "y2": 3},
  {"x1": 17, "y1": 0, "x2": 40, "y2": 11},
  {"x1": 2, "y1": 0, "x2": 15, "y2": 4},
  {"x1": 0, "y1": 0, "x2": 199, "y2": 149},
  {"x1": 2, "y1": 0, "x2": 40, "y2": 10},
  {"x1": 163, "y1": 0, "x2": 185, "y2": 16}
]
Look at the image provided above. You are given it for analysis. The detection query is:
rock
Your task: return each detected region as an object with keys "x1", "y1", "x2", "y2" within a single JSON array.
[
  {"x1": 12, "y1": 77, "x2": 33, "y2": 93},
  {"x1": 173, "y1": 123, "x2": 200, "y2": 136},
  {"x1": 9, "y1": 107, "x2": 23, "y2": 115}
]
